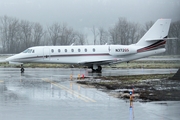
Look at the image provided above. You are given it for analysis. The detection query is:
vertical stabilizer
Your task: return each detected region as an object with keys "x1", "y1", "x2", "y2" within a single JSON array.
[{"x1": 136, "y1": 19, "x2": 171, "y2": 46}]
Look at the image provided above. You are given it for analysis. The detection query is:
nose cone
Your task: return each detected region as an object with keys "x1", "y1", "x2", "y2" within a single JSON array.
[
  {"x1": 6, "y1": 56, "x2": 14, "y2": 62},
  {"x1": 5, "y1": 54, "x2": 23, "y2": 64}
]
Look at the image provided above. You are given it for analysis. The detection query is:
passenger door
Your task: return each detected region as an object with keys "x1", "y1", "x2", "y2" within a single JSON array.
[{"x1": 43, "y1": 48, "x2": 50, "y2": 60}]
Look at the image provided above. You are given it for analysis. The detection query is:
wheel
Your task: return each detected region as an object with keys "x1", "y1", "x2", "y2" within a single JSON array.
[
  {"x1": 90, "y1": 65, "x2": 102, "y2": 72},
  {"x1": 97, "y1": 66, "x2": 102, "y2": 72},
  {"x1": 21, "y1": 67, "x2": 24, "y2": 73}
]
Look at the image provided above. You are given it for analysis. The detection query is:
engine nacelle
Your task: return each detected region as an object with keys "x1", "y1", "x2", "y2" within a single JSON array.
[{"x1": 109, "y1": 45, "x2": 137, "y2": 56}]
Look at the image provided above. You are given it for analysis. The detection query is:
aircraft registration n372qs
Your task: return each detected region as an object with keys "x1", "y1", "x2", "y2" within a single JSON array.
[{"x1": 6, "y1": 19, "x2": 172, "y2": 73}]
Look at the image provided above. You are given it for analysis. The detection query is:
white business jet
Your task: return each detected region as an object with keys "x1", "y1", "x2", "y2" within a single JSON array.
[{"x1": 6, "y1": 19, "x2": 172, "y2": 73}]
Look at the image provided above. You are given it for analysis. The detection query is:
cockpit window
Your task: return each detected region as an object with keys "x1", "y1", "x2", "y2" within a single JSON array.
[
  {"x1": 22, "y1": 49, "x2": 34, "y2": 53},
  {"x1": 28, "y1": 49, "x2": 32, "y2": 53},
  {"x1": 23, "y1": 49, "x2": 29, "y2": 53}
]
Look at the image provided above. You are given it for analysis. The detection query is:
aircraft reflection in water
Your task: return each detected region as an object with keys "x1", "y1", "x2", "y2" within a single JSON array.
[
  {"x1": 6, "y1": 19, "x2": 173, "y2": 73},
  {"x1": 129, "y1": 92, "x2": 134, "y2": 120},
  {"x1": 129, "y1": 106, "x2": 134, "y2": 120},
  {"x1": 0, "y1": 78, "x2": 91, "y2": 102}
]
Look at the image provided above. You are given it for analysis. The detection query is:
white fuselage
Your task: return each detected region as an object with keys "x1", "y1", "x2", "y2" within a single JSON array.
[{"x1": 6, "y1": 44, "x2": 166, "y2": 66}]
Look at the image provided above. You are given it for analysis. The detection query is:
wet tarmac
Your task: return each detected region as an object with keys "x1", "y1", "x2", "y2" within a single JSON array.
[
  {"x1": 0, "y1": 67, "x2": 177, "y2": 77},
  {"x1": 0, "y1": 68, "x2": 180, "y2": 120}
]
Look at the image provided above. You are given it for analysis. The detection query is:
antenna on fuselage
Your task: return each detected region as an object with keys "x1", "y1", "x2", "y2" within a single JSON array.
[{"x1": 70, "y1": 43, "x2": 75, "y2": 46}]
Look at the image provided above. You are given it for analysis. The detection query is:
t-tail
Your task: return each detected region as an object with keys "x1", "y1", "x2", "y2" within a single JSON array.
[{"x1": 136, "y1": 19, "x2": 171, "y2": 53}]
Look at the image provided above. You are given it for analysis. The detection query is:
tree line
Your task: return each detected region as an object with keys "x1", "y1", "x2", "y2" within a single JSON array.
[{"x1": 0, "y1": 15, "x2": 179, "y2": 55}]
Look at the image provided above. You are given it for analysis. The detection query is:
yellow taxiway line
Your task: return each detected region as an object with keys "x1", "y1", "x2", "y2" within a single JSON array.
[{"x1": 42, "y1": 78, "x2": 96, "y2": 103}]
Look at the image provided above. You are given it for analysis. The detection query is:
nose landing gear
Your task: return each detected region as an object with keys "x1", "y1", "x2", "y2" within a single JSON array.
[{"x1": 21, "y1": 64, "x2": 24, "y2": 73}]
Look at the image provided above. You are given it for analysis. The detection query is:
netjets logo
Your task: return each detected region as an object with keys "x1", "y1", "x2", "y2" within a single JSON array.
[{"x1": 115, "y1": 48, "x2": 129, "y2": 52}]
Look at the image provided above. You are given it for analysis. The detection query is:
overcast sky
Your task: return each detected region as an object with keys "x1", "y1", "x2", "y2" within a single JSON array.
[{"x1": 0, "y1": 0, "x2": 179, "y2": 40}]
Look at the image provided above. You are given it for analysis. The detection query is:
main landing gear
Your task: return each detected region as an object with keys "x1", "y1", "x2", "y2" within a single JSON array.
[
  {"x1": 21, "y1": 64, "x2": 25, "y2": 73},
  {"x1": 90, "y1": 65, "x2": 102, "y2": 73}
]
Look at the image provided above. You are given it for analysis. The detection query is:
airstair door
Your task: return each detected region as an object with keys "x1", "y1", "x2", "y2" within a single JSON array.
[{"x1": 43, "y1": 48, "x2": 50, "y2": 60}]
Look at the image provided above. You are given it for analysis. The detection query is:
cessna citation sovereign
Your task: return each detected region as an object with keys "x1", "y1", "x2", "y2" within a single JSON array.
[{"x1": 6, "y1": 19, "x2": 172, "y2": 73}]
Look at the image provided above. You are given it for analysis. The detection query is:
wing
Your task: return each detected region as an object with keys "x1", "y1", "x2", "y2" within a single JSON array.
[{"x1": 78, "y1": 58, "x2": 123, "y2": 66}]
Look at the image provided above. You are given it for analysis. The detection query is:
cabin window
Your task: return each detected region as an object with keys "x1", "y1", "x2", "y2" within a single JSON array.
[
  {"x1": 51, "y1": 49, "x2": 54, "y2": 53},
  {"x1": 32, "y1": 50, "x2": 35, "y2": 53},
  {"x1": 93, "y1": 48, "x2": 95, "y2": 52},
  {"x1": 65, "y1": 49, "x2": 67, "y2": 52},
  {"x1": 71, "y1": 49, "x2": 74, "y2": 52},
  {"x1": 58, "y1": 49, "x2": 61, "y2": 53},
  {"x1": 84, "y1": 48, "x2": 87, "y2": 52},
  {"x1": 78, "y1": 49, "x2": 81, "y2": 52}
]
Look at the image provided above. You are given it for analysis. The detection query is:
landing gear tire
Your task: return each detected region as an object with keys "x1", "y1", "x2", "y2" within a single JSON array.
[
  {"x1": 91, "y1": 65, "x2": 102, "y2": 73},
  {"x1": 21, "y1": 65, "x2": 24, "y2": 73},
  {"x1": 21, "y1": 68, "x2": 24, "y2": 73},
  {"x1": 97, "y1": 66, "x2": 102, "y2": 72}
]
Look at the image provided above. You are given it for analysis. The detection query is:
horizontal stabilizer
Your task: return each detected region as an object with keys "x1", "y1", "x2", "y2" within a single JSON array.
[
  {"x1": 146, "y1": 37, "x2": 178, "y2": 41},
  {"x1": 164, "y1": 37, "x2": 178, "y2": 40}
]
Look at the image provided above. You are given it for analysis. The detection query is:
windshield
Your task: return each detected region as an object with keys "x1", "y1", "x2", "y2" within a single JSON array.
[
  {"x1": 23, "y1": 49, "x2": 29, "y2": 53},
  {"x1": 22, "y1": 49, "x2": 34, "y2": 53}
]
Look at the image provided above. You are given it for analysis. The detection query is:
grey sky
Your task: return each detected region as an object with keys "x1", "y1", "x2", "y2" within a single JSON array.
[{"x1": 0, "y1": 0, "x2": 179, "y2": 40}]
